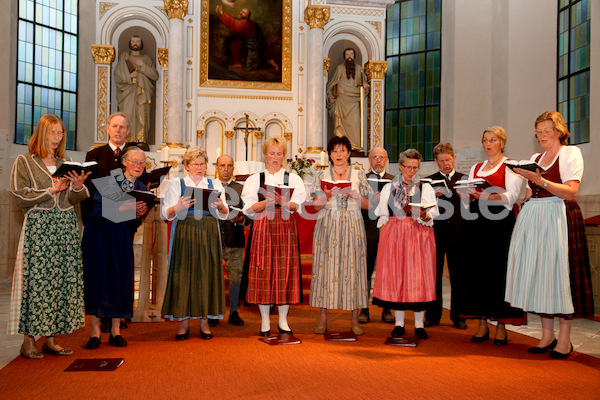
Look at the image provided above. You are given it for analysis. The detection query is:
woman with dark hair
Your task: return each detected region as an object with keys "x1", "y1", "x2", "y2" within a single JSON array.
[
  {"x1": 10, "y1": 114, "x2": 90, "y2": 358},
  {"x1": 310, "y1": 136, "x2": 372, "y2": 335},
  {"x1": 82, "y1": 146, "x2": 149, "y2": 349},
  {"x1": 506, "y1": 111, "x2": 594, "y2": 359},
  {"x1": 372, "y1": 149, "x2": 438, "y2": 339},
  {"x1": 458, "y1": 126, "x2": 526, "y2": 346}
]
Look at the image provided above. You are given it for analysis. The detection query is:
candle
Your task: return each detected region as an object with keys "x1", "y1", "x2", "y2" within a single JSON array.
[
  {"x1": 163, "y1": 145, "x2": 169, "y2": 162},
  {"x1": 320, "y1": 151, "x2": 327, "y2": 166},
  {"x1": 216, "y1": 147, "x2": 221, "y2": 160}
]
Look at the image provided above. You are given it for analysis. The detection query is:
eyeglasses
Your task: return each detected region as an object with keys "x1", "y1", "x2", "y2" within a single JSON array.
[
  {"x1": 534, "y1": 129, "x2": 555, "y2": 136},
  {"x1": 400, "y1": 164, "x2": 419, "y2": 171},
  {"x1": 49, "y1": 131, "x2": 65, "y2": 138},
  {"x1": 127, "y1": 160, "x2": 146, "y2": 166},
  {"x1": 188, "y1": 163, "x2": 206, "y2": 168}
]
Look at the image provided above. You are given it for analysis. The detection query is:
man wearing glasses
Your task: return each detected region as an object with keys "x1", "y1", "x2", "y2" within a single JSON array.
[{"x1": 359, "y1": 147, "x2": 395, "y2": 324}]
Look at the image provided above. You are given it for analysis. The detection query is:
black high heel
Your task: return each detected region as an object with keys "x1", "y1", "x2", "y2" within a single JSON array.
[
  {"x1": 259, "y1": 330, "x2": 270, "y2": 337},
  {"x1": 494, "y1": 333, "x2": 508, "y2": 346},
  {"x1": 200, "y1": 331, "x2": 213, "y2": 340},
  {"x1": 470, "y1": 329, "x2": 490, "y2": 343},
  {"x1": 175, "y1": 330, "x2": 189, "y2": 340}
]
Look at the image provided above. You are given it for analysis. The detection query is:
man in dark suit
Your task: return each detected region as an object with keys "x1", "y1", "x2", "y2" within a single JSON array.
[
  {"x1": 424, "y1": 142, "x2": 468, "y2": 330},
  {"x1": 82, "y1": 112, "x2": 132, "y2": 333},
  {"x1": 359, "y1": 147, "x2": 395, "y2": 324},
  {"x1": 82, "y1": 112, "x2": 131, "y2": 221},
  {"x1": 215, "y1": 154, "x2": 248, "y2": 326}
]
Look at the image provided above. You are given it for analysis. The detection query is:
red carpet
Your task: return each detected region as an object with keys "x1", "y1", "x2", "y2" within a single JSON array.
[{"x1": 1, "y1": 305, "x2": 599, "y2": 400}]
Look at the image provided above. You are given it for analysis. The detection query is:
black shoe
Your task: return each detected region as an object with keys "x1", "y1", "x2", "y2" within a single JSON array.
[
  {"x1": 228, "y1": 311, "x2": 245, "y2": 326},
  {"x1": 494, "y1": 335, "x2": 508, "y2": 346},
  {"x1": 424, "y1": 320, "x2": 438, "y2": 328},
  {"x1": 100, "y1": 320, "x2": 111, "y2": 333},
  {"x1": 208, "y1": 319, "x2": 219, "y2": 327},
  {"x1": 453, "y1": 321, "x2": 468, "y2": 330},
  {"x1": 108, "y1": 334, "x2": 127, "y2": 347},
  {"x1": 549, "y1": 343, "x2": 573, "y2": 359},
  {"x1": 528, "y1": 339, "x2": 558, "y2": 354},
  {"x1": 358, "y1": 308, "x2": 370, "y2": 324},
  {"x1": 175, "y1": 330, "x2": 189, "y2": 341},
  {"x1": 200, "y1": 331, "x2": 213, "y2": 340},
  {"x1": 119, "y1": 321, "x2": 128, "y2": 329},
  {"x1": 415, "y1": 328, "x2": 428, "y2": 339},
  {"x1": 259, "y1": 330, "x2": 270, "y2": 337},
  {"x1": 382, "y1": 309, "x2": 395, "y2": 324},
  {"x1": 278, "y1": 326, "x2": 292, "y2": 335},
  {"x1": 470, "y1": 330, "x2": 490, "y2": 343},
  {"x1": 391, "y1": 326, "x2": 405, "y2": 337},
  {"x1": 86, "y1": 336, "x2": 101, "y2": 350}
]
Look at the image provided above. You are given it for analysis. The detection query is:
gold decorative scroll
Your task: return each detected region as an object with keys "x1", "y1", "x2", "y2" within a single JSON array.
[
  {"x1": 91, "y1": 44, "x2": 115, "y2": 65},
  {"x1": 331, "y1": 7, "x2": 384, "y2": 17},
  {"x1": 304, "y1": 5, "x2": 330, "y2": 29},
  {"x1": 305, "y1": 146, "x2": 324, "y2": 153},
  {"x1": 99, "y1": 2, "x2": 118, "y2": 19},
  {"x1": 96, "y1": 66, "x2": 109, "y2": 141},
  {"x1": 365, "y1": 60, "x2": 388, "y2": 80},
  {"x1": 367, "y1": 21, "x2": 382, "y2": 37},
  {"x1": 372, "y1": 80, "x2": 383, "y2": 148},
  {"x1": 224, "y1": 130, "x2": 234, "y2": 139},
  {"x1": 284, "y1": 131, "x2": 292, "y2": 142},
  {"x1": 323, "y1": 58, "x2": 331, "y2": 76},
  {"x1": 158, "y1": 48, "x2": 168, "y2": 68},
  {"x1": 197, "y1": 129, "x2": 205, "y2": 139},
  {"x1": 166, "y1": 142, "x2": 185, "y2": 148},
  {"x1": 254, "y1": 131, "x2": 265, "y2": 141},
  {"x1": 164, "y1": 0, "x2": 188, "y2": 20}
]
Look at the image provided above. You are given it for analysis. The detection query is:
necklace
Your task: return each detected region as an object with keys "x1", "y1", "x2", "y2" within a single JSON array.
[
  {"x1": 488, "y1": 156, "x2": 503, "y2": 168},
  {"x1": 333, "y1": 167, "x2": 348, "y2": 178}
]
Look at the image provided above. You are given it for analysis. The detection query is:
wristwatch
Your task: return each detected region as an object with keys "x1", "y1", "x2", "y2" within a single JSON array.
[{"x1": 542, "y1": 180, "x2": 548, "y2": 188}]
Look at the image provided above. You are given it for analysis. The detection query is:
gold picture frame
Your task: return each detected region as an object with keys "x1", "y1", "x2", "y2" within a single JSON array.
[{"x1": 200, "y1": 0, "x2": 292, "y2": 90}]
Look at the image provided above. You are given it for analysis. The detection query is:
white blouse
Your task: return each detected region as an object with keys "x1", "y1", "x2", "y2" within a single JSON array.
[
  {"x1": 241, "y1": 169, "x2": 306, "y2": 217},
  {"x1": 161, "y1": 175, "x2": 228, "y2": 221},
  {"x1": 526, "y1": 145, "x2": 584, "y2": 189},
  {"x1": 375, "y1": 180, "x2": 439, "y2": 227}
]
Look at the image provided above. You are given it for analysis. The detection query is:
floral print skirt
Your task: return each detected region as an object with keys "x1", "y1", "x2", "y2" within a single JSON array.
[{"x1": 11, "y1": 208, "x2": 84, "y2": 336}]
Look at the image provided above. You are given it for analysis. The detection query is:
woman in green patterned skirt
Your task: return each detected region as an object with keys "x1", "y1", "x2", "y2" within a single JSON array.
[{"x1": 9, "y1": 114, "x2": 90, "y2": 359}]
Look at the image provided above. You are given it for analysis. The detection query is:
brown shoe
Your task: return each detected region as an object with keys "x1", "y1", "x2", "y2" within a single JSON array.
[{"x1": 20, "y1": 345, "x2": 43, "y2": 359}]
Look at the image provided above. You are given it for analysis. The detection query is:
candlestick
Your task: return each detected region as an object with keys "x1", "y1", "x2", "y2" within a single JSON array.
[
  {"x1": 163, "y1": 146, "x2": 169, "y2": 162},
  {"x1": 320, "y1": 151, "x2": 327, "y2": 166}
]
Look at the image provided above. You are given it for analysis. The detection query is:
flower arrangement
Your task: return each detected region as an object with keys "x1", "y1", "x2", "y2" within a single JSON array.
[{"x1": 287, "y1": 155, "x2": 315, "y2": 179}]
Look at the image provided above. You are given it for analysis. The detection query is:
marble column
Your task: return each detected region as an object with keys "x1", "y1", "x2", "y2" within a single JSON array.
[
  {"x1": 304, "y1": 5, "x2": 330, "y2": 155},
  {"x1": 365, "y1": 60, "x2": 388, "y2": 150},
  {"x1": 164, "y1": 0, "x2": 188, "y2": 148},
  {"x1": 90, "y1": 44, "x2": 115, "y2": 146}
]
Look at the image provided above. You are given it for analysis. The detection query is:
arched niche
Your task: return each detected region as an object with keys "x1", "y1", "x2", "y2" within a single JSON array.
[
  {"x1": 323, "y1": 23, "x2": 380, "y2": 146},
  {"x1": 100, "y1": 5, "x2": 169, "y2": 145}
]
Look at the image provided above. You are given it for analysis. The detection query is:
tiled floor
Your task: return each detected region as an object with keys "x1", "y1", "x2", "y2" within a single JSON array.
[{"x1": 1, "y1": 276, "x2": 599, "y2": 369}]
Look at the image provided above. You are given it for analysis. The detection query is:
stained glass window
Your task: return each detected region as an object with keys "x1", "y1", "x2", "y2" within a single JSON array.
[
  {"x1": 385, "y1": 0, "x2": 441, "y2": 161},
  {"x1": 558, "y1": 0, "x2": 590, "y2": 144},
  {"x1": 16, "y1": 0, "x2": 78, "y2": 149}
]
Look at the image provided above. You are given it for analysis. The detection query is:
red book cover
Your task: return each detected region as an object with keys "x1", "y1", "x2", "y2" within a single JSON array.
[
  {"x1": 324, "y1": 331, "x2": 357, "y2": 341},
  {"x1": 320, "y1": 179, "x2": 352, "y2": 191},
  {"x1": 261, "y1": 184, "x2": 295, "y2": 197},
  {"x1": 258, "y1": 334, "x2": 302, "y2": 345},
  {"x1": 65, "y1": 358, "x2": 124, "y2": 371}
]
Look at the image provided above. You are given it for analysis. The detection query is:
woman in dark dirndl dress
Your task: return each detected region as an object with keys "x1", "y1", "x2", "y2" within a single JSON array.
[
  {"x1": 82, "y1": 146, "x2": 149, "y2": 349},
  {"x1": 457, "y1": 126, "x2": 526, "y2": 346}
]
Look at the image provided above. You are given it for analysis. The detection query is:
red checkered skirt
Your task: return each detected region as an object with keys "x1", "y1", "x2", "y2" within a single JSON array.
[
  {"x1": 564, "y1": 200, "x2": 595, "y2": 318},
  {"x1": 246, "y1": 208, "x2": 302, "y2": 305}
]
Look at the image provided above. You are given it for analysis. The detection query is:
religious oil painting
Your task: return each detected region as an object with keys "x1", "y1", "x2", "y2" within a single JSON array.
[{"x1": 200, "y1": 0, "x2": 292, "y2": 90}]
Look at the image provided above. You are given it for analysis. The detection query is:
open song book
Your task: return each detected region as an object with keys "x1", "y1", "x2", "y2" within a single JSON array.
[
  {"x1": 504, "y1": 160, "x2": 546, "y2": 173},
  {"x1": 52, "y1": 161, "x2": 98, "y2": 177}
]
